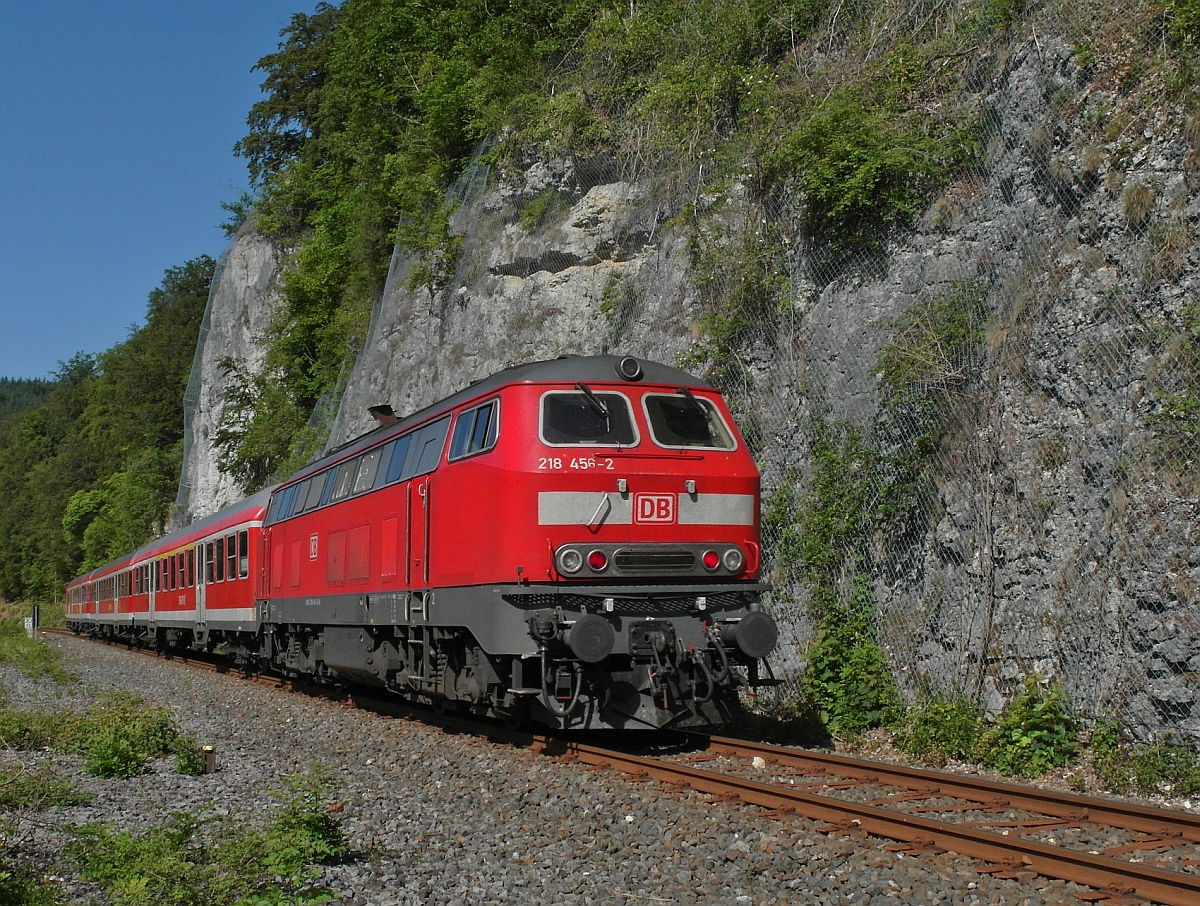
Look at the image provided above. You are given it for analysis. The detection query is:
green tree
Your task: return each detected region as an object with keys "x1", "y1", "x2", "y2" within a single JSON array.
[
  {"x1": 0, "y1": 258, "x2": 212, "y2": 601},
  {"x1": 0, "y1": 378, "x2": 54, "y2": 421}
]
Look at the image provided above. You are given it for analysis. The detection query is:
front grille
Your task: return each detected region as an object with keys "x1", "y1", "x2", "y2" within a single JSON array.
[{"x1": 614, "y1": 549, "x2": 696, "y2": 573}]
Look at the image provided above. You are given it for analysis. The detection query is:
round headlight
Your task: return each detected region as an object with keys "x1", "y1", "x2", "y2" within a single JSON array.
[
  {"x1": 587, "y1": 550, "x2": 609, "y2": 571},
  {"x1": 723, "y1": 547, "x2": 744, "y2": 573},
  {"x1": 557, "y1": 548, "x2": 583, "y2": 574},
  {"x1": 702, "y1": 550, "x2": 720, "y2": 570}
]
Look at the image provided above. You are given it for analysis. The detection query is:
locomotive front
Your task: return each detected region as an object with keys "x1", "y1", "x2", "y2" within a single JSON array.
[{"x1": 491, "y1": 356, "x2": 778, "y2": 729}]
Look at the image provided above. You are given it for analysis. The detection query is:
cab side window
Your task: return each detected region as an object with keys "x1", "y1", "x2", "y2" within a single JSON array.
[{"x1": 449, "y1": 400, "x2": 499, "y2": 461}]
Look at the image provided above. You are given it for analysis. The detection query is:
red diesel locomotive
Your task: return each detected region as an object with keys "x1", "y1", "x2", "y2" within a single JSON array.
[{"x1": 67, "y1": 355, "x2": 778, "y2": 730}]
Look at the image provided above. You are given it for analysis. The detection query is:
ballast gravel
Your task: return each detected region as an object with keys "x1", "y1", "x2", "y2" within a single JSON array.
[{"x1": 4, "y1": 636, "x2": 1096, "y2": 906}]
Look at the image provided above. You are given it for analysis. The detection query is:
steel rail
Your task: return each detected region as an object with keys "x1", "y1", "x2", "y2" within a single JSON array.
[
  {"x1": 535, "y1": 736, "x2": 1200, "y2": 906},
  {"x1": 701, "y1": 734, "x2": 1200, "y2": 844}
]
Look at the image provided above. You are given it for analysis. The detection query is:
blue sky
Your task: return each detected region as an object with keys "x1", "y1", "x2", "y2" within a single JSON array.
[{"x1": 0, "y1": 1, "x2": 314, "y2": 380}]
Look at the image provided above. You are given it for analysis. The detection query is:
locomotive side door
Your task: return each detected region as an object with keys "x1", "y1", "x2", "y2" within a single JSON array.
[
  {"x1": 259, "y1": 530, "x2": 269, "y2": 598},
  {"x1": 404, "y1": 415, "x2": 449, "y2": 590},
  {"x1": 409, "y1": 478, "x2": 430, "y2": 588}
]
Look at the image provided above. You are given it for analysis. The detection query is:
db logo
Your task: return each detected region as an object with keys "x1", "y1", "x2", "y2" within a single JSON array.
[{"x1": 635, "y1": 493, "x2": 675, "y2": 524}]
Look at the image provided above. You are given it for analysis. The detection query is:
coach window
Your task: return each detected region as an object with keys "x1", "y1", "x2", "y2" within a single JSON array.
[
  {"x1": 226, "y1": 533, "x2": 238, "y2": 580},
  {"x1": 383, "y1": 435, "x2": 412, "y2": 484},
  {"x1": 353, "y1": 448, "x2": 382, "y2": 494},
  {"x1": 238, "y1": 530, "x2": 249, "y2": 579},
  {"x1": 216, "y1": 537, "x2": 226, "y2": 582},
  {"x1": 169, "y1": 556, "x2": 177, "y2": 591},
  {"x1": 204, "y1": 542, "x2": 215, "y2": 583},
  {"x1": 540, "y1": 391, "x2": 637, "y2": 446},
  {"x1": 187, "y1": 549, "x2": 195, "y2": 587},
  {"x1": 450, "y1": 400, "x2": 499, "y2": 461},
  {"x1": 642, "y1": 392, "x2": 736, "y2": 450}
]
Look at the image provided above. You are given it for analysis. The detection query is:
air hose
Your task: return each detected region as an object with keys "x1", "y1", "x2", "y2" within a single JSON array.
[{"x1": 540, "y1": 647, "x2": 582, "y2": 718}]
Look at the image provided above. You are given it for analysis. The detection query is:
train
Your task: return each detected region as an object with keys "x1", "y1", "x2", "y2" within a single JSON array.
[{"x1": 66, "y1": 355, "x2": 778, "y2": 730}]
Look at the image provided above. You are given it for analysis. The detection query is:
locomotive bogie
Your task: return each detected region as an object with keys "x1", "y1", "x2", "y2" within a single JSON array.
[{"x1": 65, "y1": 356, "x2": 779, "y2": 731}]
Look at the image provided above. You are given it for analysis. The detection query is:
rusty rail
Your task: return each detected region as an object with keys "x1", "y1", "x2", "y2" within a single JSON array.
[
  {"x1": 702, "y1": 734, "x2": 1200, "y2": 844},
  {"x1": 534, "y1": 735, "x2": 1200, "y2": 906}
]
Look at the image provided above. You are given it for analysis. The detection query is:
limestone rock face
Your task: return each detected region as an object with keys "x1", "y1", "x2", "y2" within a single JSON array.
[
  {"x1": 330, "y1": 174, "x2": 694, "y2": 444},
  {"x1": 177, "y1": 225, "x2": 284, "y2": 524}
]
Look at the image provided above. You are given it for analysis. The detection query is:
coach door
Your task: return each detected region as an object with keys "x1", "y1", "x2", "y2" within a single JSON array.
[{"x1": 193, "y1": 542, "x2": 205, "y2": 625}]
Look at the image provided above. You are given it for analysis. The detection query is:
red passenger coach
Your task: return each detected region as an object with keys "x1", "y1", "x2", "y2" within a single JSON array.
[
  {"x1": 68, "y1": 356, "x2": 779, "y2": 730},
  {"x1": 67, "y1": 488, "x2": 271, "y2": 648}
]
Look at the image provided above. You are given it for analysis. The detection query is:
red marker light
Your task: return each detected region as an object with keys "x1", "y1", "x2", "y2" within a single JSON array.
[
  {"x1": 588, "y1": 550, "x2": 608, "y2": 571},
  {"x1": 702, "y1": 550, "x2": 720, "y2": 570}
]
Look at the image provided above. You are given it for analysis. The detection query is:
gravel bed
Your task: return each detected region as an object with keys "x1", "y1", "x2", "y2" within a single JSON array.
[{"x1": 3, "y1": 636, "x2": 1098, "y2": 905}]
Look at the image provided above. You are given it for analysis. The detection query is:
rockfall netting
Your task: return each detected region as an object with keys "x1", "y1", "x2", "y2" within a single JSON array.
[{"x1": 454, "y1": 1, "x2": 1200, "y2": 743}]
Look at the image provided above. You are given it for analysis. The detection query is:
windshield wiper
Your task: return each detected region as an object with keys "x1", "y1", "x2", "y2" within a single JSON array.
[
  {"x1": 678, "y1": 386, "x2": 707, "y2": 415},
  {"x1": 576, "y1": 381, "x2": 610, "y2": 426}
]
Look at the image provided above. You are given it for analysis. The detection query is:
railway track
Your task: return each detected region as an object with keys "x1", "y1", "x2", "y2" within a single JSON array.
[{"x1": 48, "y1": 629, "x2": 1200, "y2": 905}]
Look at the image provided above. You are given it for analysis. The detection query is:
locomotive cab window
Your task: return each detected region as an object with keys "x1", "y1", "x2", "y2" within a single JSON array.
[
  {"x1": 449, "y1": 399, "x2": 499, "y2": 461},
  {"x1": 540, "y1": 390, "x2": 637, "y2": 446},
  {"x1": 643, "y1": 392, "x2": 736, "y2": 450}
]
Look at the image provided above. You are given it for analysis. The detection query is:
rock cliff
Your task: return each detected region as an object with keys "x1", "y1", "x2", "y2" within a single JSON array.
[{"x1": 177, "y1": 226, "x2": 285, "y2": 523}]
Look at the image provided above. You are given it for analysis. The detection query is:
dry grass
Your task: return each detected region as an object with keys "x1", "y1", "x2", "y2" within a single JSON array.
[{"x1": 1122, "y1": 181, "x2": 1156, "y2": 226}]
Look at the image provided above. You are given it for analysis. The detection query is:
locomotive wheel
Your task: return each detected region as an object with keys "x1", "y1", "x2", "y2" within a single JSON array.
[
  {"x1": 500, "y1": 700, "x2": 531, "y2": 732},
  {"x1": 431, "y1": 697, "x2": 462, "y2": 716}
]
